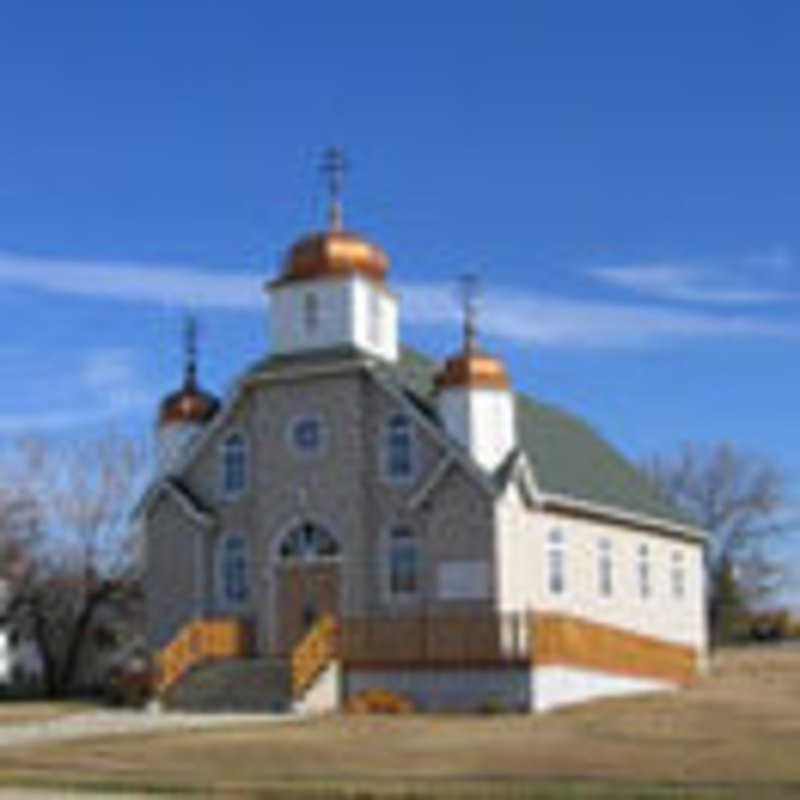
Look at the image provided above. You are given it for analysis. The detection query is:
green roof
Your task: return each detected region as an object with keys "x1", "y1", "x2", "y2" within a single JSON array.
[{"x1": 246, "y1": 344, "x2": 691, "y2": 528}]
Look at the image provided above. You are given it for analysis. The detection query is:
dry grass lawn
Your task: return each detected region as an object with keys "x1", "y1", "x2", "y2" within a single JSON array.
[{"x1": 0, "y1": 645, "x2": 799, "y2": 798}]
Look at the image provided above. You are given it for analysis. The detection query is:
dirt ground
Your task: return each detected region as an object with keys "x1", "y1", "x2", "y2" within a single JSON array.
[
  {"x1": 0, "y1": 644, "x2": 798, "y2": 798},
  {"x1": 0, "y1": 701, "x2": 98, "y2": 728}
]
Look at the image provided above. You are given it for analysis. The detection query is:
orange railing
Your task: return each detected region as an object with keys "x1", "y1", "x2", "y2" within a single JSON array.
[
  {"x1": 155, "y1": 617, "x2": 251, "y2": 694},
  {"x1": 291, "y1": 614, "x2": 338, "y2": 698}
]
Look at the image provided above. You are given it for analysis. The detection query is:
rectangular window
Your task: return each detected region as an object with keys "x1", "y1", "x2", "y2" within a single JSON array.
[
  {"x1": 638, "y1": 543, "x2": 651, "y2": 599},
  {"x1": 389, "y1": 527, "x2": 418, "y2": 595},
  {"x1": 547, "y1": 529, "x2": 565, "y2": 595},
  {"x1": 671, "y1": 550, "x2": 685, "y2": 600},
  {"x1": 598, "y1": 538, "x2": 613, "y2": 597}
]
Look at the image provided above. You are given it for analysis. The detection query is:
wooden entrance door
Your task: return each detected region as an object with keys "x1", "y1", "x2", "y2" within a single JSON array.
[
  {"x1": 275, "y1": 519, "x2": 342, "y2": 655},
  {"x1": 277, "y1": 562, "x2": 340, "y2": 654}
]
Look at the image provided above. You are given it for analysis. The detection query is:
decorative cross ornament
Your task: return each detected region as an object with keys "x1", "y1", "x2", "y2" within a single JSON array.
[{"x1": 320, "y1": 146, "x2": 347, "y2": 231}]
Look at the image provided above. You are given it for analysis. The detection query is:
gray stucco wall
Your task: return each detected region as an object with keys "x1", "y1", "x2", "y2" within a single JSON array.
[
  {"x1": 144, "y1": 492, "x2": 203, "y2": 648},
  {"x1": 144, "y1": 361, "x2": 498, "y2": 654}
]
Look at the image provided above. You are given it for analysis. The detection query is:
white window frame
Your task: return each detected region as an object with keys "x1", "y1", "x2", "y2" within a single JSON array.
[
  {"x1": 382, "y1": 412, "x2": 416, "y2": 486},
  {"x1": 671, "y1": 549, "x2": 686, "y2": 600},
  {"x1": 367, "y1": 288, "x2": 382, "y2": 347},
  {"x1": 385, "y1": 524, "x2": 421, "y2": 603},
  {"x1": 547, "y1": 528, "x2": 566, "y2": 596},
  {"x1": 286, "y1": 414, "x2": 326, "y2": 458},
  {"x1": 217, "y1": 533, "x2": 249, "y2": 607},
  {"x1": 637, "y1": 542, "x2": 651, "y2": 600},
  {"x1": 597, "y1": 537, "x2": 613, "y2": 598},
  {"x1": 277, "y1": 519, "x2": 342, "y2": 563},
  {"x1": 219, "y1": 430, "x2": 247, "y2": 499}
]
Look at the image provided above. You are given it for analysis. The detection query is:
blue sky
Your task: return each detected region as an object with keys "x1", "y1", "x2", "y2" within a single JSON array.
[{"x1": 0, "y1": 2, "x2": 797, "y2": 603}]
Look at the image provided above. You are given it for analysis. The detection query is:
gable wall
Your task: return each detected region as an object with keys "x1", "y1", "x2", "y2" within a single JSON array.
[
  {"x1": 167, "y1": 365, "x2": 495, "y2": 655},
  {"x1": 145, "y1": 492, "x2": 205, "y2": 648}
]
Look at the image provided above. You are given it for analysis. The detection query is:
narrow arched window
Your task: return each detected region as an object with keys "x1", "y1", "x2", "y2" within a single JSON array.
[
  {"x1": 221, "y1": 535, "x2": 248, "y2": 603},
  {"x1": 386, "y1": 413, "x2": 413, "y2": 480},
  {"x1": 638, "y1": 542, "x2": 651, "y2": 599},
  {"x1": 303, "y1": 292, "x2": 319, "y2": 334},
  {"x1": 671, "y1": 550, "x2": 685, "y2": 600},
  {"x1": 222, "y1": 432, "x2": 246, "y2": 495},
  {"x1": 597, "y1": 538, "x2": 613, "y2": 597},
  {"x1": 547, "y1": 528, "x2": 566, "y2": 595},
  {"x1": 389, "y1": 525, "x2": 418, "y2": 596},
  {"x1": 368, "y1": 289, "x2": 382, "y2": 346}
]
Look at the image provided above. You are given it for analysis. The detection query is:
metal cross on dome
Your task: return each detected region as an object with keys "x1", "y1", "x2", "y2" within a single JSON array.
[
  {"x1": 459, "y1": 272, "x2": 480, "y2": 353},
  {"x1": 320, "y1": 146, "x2": 347, "y2": 231}
]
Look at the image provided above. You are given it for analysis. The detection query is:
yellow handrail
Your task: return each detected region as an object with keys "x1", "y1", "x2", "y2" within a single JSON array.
[
  {"x1": 291, "y1": 614, "x2": 338, "y2": 698},
  {"x1": 155, "y1": 617, "x2": 250, "y2": 694}
]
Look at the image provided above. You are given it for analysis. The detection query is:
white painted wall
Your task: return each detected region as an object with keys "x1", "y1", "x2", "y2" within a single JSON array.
[
  {"x1": 532, "y1": 665, "x2": 676, "y2": 712},
  {"x1": 494, "y1": 485, "x2": 707, "y2": 652},
  {"x1": 268, "y1": 275, "x2": 398, "y2": 362},
  {"x1": 294, "y1": 661, "x2": 341, "y2": 714},
  {"x1": 438, "y1": 388, "x2": 515, "y2": 472},
  {"x1": 0, "y1": 628, "x2": 10, "y2": 685}
]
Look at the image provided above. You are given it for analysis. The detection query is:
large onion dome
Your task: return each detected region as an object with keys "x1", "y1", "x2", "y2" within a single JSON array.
[{"x1": 276, "y1": 229, "x2": 389, "y2": 285}]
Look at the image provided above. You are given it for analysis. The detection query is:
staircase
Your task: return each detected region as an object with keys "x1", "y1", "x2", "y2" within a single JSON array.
[
  {"x1": 154, "y1": 614, "x2": 340, "y2": 713},
  {"x1": 163, "y1": 658, "x2": 292, "y2": 712}
]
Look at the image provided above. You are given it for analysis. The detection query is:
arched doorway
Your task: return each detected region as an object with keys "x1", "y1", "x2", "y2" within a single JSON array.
[{"x1": 275, "y1": 520, "x2": 341, "y2": 654}]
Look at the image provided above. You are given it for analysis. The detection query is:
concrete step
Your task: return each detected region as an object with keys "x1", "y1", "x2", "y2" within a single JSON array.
[{"x1": 164, "y1": 658, "x2": 292, "y2": 712}]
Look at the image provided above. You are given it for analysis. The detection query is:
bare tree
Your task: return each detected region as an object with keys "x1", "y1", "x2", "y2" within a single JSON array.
[
  {"x1": 641, "y1": 441, "x2": 788, "y2": 644},
  {"x1": 0, "y1": 430, "x2": 147, "y2": 696}
]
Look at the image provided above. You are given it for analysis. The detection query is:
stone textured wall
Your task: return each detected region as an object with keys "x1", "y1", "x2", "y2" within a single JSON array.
[
  {"x1": 166, "y1": 362, "x2": 496, "y2": 656},
  {"x1": 144, "y1": 492, "x2": 203, "y2": 648}
]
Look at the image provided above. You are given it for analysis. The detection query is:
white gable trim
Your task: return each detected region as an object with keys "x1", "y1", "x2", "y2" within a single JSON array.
[
  {"x1": 407, "y1": 454, "x2": 456, "y2": 511},
  {"x1": 143, "y1": 479, "x2": 216, "y2": 530},
  {"x1": 542, "y1": 491, "x2": 706, "y2": 543},
  {"x1": 502, "y1": 449, "x2": 543, "y2": 509}
]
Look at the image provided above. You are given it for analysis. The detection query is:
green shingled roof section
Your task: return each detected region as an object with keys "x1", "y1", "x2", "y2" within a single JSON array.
[
  {"x1": 245, "y1": 343, "x2": 690, "y2": 527},
  {"x1": 393, "y1": 347, "x2": 692, "y2": 527}
]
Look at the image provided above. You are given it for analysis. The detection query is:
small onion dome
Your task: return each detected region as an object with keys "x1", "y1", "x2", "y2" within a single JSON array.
[
  {"x1": 434, "y1": 350, "x2": 511, "y2": 392},
  {"x1": 274, "y1": 230, "x2": 389, "y2": 286},
  {"x1": 158, "y1": 384, "x2": 219, "y2": 428}
]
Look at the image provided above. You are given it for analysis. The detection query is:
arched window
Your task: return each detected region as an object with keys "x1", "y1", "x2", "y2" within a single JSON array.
[
  {"x1": 367, "y1": 289, "x2": 382, "y2": 346},
  {"x1": 547, "y1": 528, "x2": 566, "y2": 595},
  {"x1": 279, "y1": 520, "x2": 340, "y2": 561},
  {"x1": 222, "y1": 432, "x2": 246, "y2": 495},
  {"x1": 389, "y1": 525, "x2": 418, "y2": 596},
  {"x1": 597, "y1": 538, "x2": 613, "y2": 597},
  {"x1": 221, "y1": 535, "x2": 248, "y2": 603},
  {"x1": 671, "y1": 550, "x2": 685, "y2": 600},
  {"x1": 386, "y1": 413, "x2": 413, "y2": 480},
  {"x1": 303, "y1": 292, "x2": 319, "y2": 334}
]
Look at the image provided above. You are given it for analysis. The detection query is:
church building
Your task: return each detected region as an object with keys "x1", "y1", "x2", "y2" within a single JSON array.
[{"x1": 136, "y1": 152, "x2": 707, "y2": 713}]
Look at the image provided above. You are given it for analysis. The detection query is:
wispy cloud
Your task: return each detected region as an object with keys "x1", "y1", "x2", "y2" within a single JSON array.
[
  {"x1": 0, "y1": 252, "x2": 265, "y2": 310},
  {"x1": 0, "y1": 348, "x2": 152, "y2": 433},
  {"x1": 0, "y1": 251, "x2": 798, "y2": 351},
  {"x1": 590, "y1": 263, "x2": 798, "y2": 305},
  {"x1": 400, "y1": 283, "x2": 800, "y2": 349}
]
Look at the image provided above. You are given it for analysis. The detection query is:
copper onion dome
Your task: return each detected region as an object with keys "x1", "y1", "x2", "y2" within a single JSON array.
[
  {"x1": 157, "y1": 318, "x2": 220, "y2": 428},
  {"x1": 433, "y1": 274, "x2": 511, "y2": 392},
  {"x1": 276, "y1": 230, "x2": 389, "y2": 285}
]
